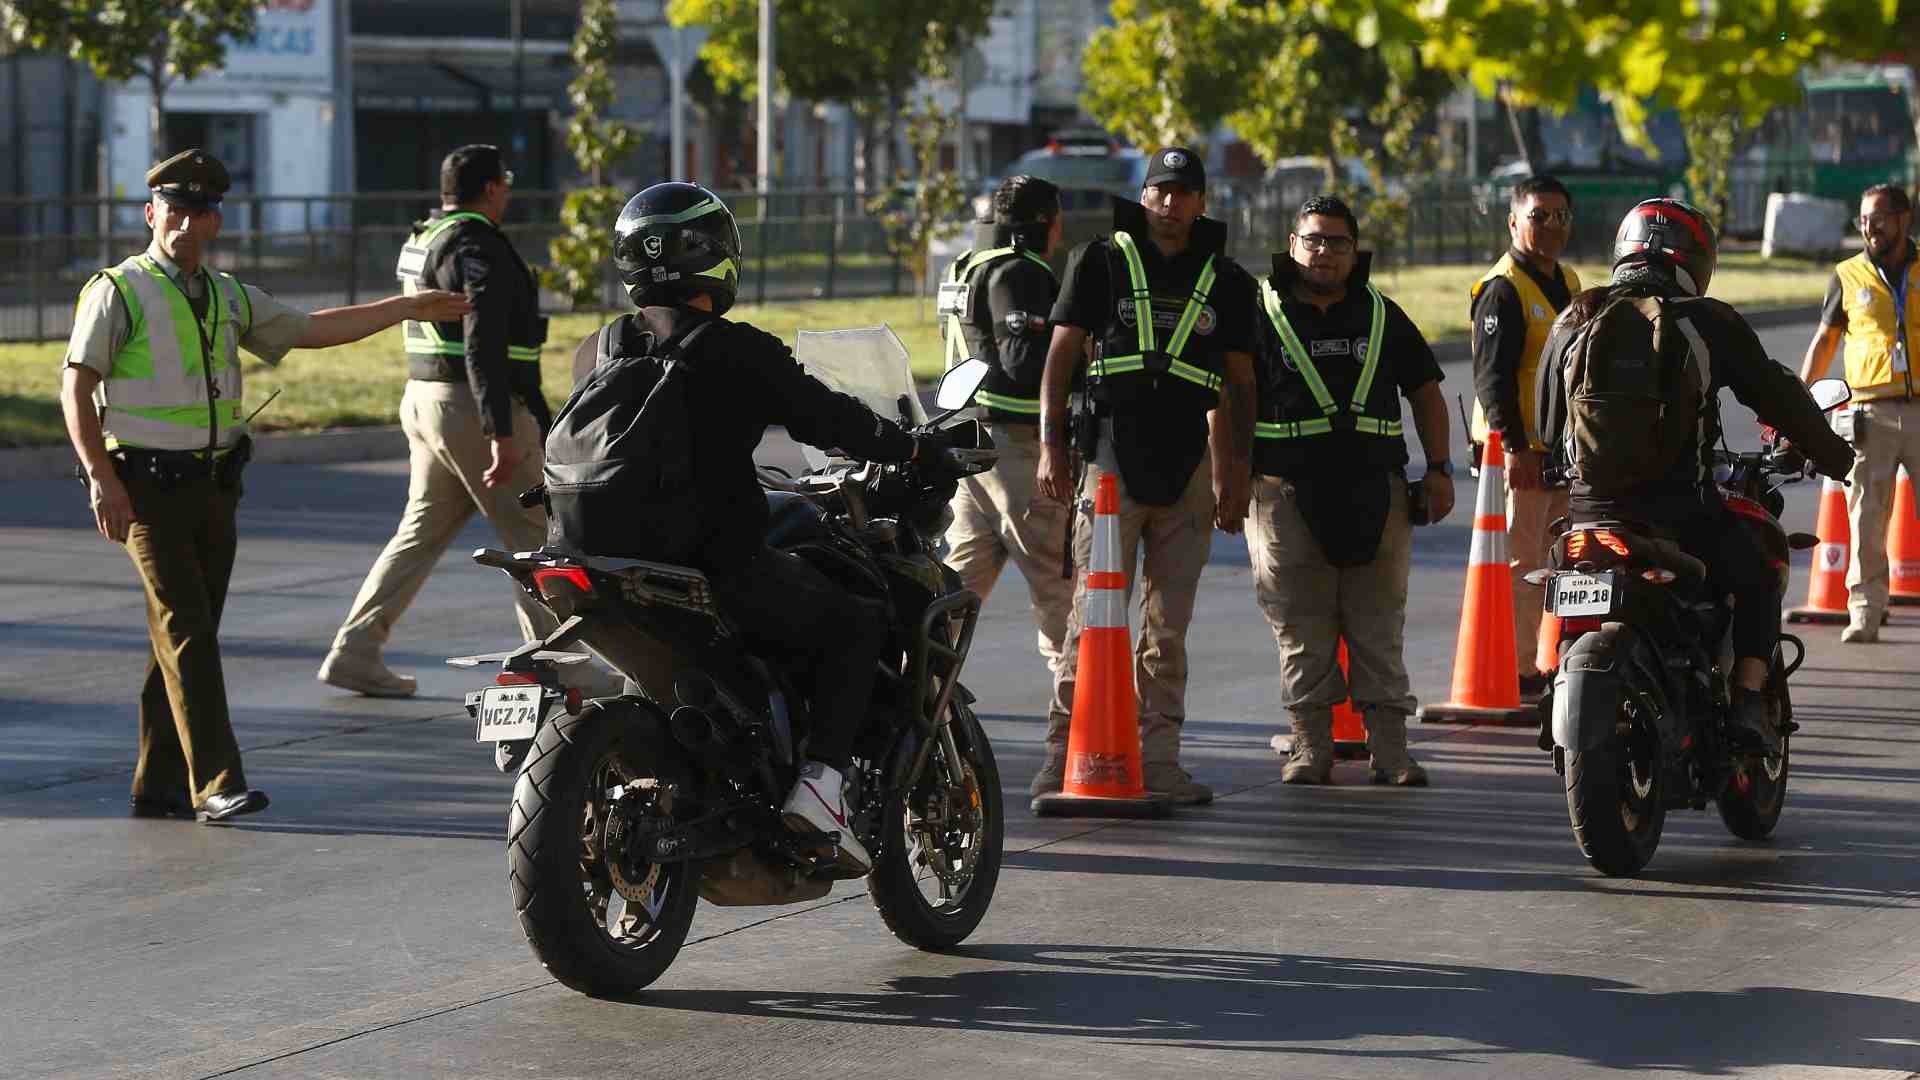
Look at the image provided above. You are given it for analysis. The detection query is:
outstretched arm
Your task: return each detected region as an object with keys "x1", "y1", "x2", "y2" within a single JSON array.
[{"x1": 298, "y1": 291, "x2": 471, "y2": 349}]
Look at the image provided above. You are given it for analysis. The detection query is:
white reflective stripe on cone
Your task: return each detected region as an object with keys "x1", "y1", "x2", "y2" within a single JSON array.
[
  {"x1": 1089, "y1": 515, "x2": 1122, "y2": 574},
  {"x1": 1085, "y1": 588, "x2": 1128, "y2": 629},
  {"x1": 1470, "y1": 524, "x2": 1509, "y2": 567}
]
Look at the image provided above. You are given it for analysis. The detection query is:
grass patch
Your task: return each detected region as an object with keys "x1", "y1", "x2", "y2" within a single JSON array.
[{"x1": 0, "y1": 254, "x2": 1831, "y2": 449}]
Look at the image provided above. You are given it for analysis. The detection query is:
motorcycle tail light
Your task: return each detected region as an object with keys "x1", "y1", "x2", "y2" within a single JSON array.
[
  {"x1": 1593, "y1": 530, "x2": 1631, "y2": 557},
  {"x1": 534, "y1": 567, "x2": 594, "y2": 597},
  {"x1": 495, "y1": 672, "x2": 539, "y2": 686},
  {"x1": 1565, "y1": 530, "x2": 1631, "y2": 563}
]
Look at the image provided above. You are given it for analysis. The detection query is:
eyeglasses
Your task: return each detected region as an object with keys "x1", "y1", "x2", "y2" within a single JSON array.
[
  {"x1": 497, "y1": 170, "x2": 515, "y2": 187},
  {"x1": 1526, "y1": 209, "x2": 1574, "y2": 226},
  {"x1": 1295, "y1": 233, "x2": 1354, "y2": 254}
]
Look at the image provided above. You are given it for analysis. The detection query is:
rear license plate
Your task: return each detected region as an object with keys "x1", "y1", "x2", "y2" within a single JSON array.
[
  {"x1": 1552, "y1": 572, "x2": 1616, "y2": 617},
  {"x1": 475, "y1": 684, "x2": 544, "y2": 743}
]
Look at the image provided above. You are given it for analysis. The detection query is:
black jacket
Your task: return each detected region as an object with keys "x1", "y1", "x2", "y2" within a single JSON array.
[
  {"x1": 405, "y1": 210, "x2": 551, "y2": 439},
  {"x1": 570, "y1": 306, "x2": 918, "y2": 574},
  {"x1": 961, "y1": 249, "x2": 1057, "y2": 421},
  {"x1": 1539, "y1": 279, "x2": 1855, "y2": 524}
]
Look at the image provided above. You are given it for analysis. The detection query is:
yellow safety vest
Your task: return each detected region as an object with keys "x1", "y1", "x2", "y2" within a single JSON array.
[
  {"x1": 1468, "y1": 253, "x2": 1580, "y2": 451},
  {"x1": 1833, "y1": 250, "x2": 1919, "y2": 401},
  {"x1": 90, "y1": 255, "x2": 253, "y2": 453},
  {"x1": 937, "y1": 245, "x2": 1054, "y2": 415},
  {"x1": 397, "y1": 211, "x2": 540, "y2": 365}
]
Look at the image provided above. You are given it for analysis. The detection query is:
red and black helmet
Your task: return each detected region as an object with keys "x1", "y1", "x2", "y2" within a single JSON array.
[{"x1": 1612, "y1": 197, "x2": 1717, "y2": 295}]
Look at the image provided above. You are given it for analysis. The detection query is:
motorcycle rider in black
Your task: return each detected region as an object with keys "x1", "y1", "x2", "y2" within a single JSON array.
[
  {"x1": 570, "y1": 182, "x2": 940, "y2": 874},
  {"x1": 1539, "y1": 198, "x2": 1854, "y2": 751}
]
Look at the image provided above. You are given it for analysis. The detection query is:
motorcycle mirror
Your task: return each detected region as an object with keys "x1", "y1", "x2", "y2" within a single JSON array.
[
  {"x1": 935, "y1": 359, "x2": 991, "y2": 412},
  {"x1": 1809, "y1": 377, "x2": 1852, "y2": 413}
]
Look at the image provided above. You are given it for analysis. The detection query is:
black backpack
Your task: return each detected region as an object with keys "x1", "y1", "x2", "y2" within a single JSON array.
[
  {"x1": 1559, "y1": 292, "x2": 1709, "y2": 496},
  {"x1": 541, "y1": 317, "x2": 715, "y2": 561}
]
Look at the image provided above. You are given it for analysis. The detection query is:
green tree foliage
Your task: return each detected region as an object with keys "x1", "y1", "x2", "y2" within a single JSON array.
[
  {"x1": 667, "y1": 0, "x2": 993, "y2": 108},
  {"x1": 867, "y1": 96, "x2": 970, "y2": 295},
  {"x1": 0, "y1": 0, "x2": 258, "y2": 156},
  {"x1": 546, "y1": 0, "x2": 639, "y2": 309}
]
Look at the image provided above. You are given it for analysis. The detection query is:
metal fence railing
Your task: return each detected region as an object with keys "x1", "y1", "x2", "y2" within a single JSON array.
[{"x1": 16, "y1": 164, "x2": 1897, "y2": 343}]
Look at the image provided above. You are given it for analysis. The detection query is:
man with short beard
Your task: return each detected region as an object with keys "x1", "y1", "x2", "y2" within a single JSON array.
[
  {"x1": 1246, "y1": 194, "x2": 1454, "y2": 786},
  {"x1": 1800, "y1": 182, "x2": 1920, "y2": 643}
]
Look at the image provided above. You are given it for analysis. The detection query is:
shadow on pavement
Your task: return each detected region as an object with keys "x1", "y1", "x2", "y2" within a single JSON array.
[{"x1": 629, "y1": 944, "x2": 1920, "y2": 1073}]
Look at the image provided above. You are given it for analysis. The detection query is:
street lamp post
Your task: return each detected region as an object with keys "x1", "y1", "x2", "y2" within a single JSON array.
[{"x1": 757, "y1": 0, "x2": 773, "y2": 197}]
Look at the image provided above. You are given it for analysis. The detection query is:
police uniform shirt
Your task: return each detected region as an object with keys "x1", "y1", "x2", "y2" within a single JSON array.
[
  {"x1": 1256, "y1": 266, "x2": 1443, "y2": 478},
  {"x1": 1050, "y1": 227, "x2": 1256, "y2": 497},
  {"x1": 1470, "y1": 247, "x2": 1573, "y2": 450},
  {"x1": 978, "y1": 255, "x2": 1057, "y2": 396},
  {"x1": 1819, "y1": 238, "x2": 1915, "y2": 332},
  {"x1": 62, "y1": 242, "x2": 313, "y2": 378}
]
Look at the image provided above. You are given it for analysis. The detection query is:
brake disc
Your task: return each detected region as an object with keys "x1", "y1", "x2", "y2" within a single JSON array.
[{"x1": 601, "y1": 789, "x2": 664, "y2": 903}]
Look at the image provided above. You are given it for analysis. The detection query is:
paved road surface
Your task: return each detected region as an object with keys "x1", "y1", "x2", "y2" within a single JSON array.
[{"x1": 2, "y1": 321, "x2": 1916, "y2": 1079}]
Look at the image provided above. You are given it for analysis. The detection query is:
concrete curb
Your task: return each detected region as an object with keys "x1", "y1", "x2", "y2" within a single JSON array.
[{"x1": 0, "y1": 303, "x2": 1825, "y2": 484}]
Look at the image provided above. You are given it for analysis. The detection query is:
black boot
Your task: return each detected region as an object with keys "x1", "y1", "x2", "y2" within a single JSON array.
[{"x1": 1727, "y1": 688, "x2": 1781, "y2": 756}]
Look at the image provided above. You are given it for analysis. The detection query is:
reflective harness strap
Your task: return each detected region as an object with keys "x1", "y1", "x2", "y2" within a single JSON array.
[
  {"x1": 1256, "y1": 279, "x2": 1400, "y2": 439},
  {"x1": 1095, "y1": 232, "x2": 1221, "y2": 392},
  {"x1": 402, "y1": 212, "x2": 497, "y2": 358},
  {"x1": 943, "y1": 246, "x2": 1054, "y2": 413}
]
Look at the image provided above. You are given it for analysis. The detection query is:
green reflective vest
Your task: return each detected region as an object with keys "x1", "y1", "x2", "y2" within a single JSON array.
[
  {"x1": 397, "y1": 212, "x2": 538, "y2": 364},
  {"x1": 938, "y1": 245, "x2": 1055, "y2": 415},
  {"x1": 93, "y1": 254, "x2": 253, "y2": 453},
  {"x1": 1255, "y1": 278, "x2": 1401, "y2": 441},
  {"x1": 1089, "y1": 231, "x2": 1222, "y2": 395}
]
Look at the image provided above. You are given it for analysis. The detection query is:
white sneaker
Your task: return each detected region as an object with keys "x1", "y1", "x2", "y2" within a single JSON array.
[
  {"x1": 1841, "y1": 621, "x2": 1880, "y2": 644},
  {"x1": 781, "y1": 761, "x2": 870, "y2": 874}
]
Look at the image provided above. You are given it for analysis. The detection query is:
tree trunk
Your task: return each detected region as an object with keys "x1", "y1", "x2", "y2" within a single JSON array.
[{"x1": 149, "y1": 72, "x2": 166, "y2": 162}]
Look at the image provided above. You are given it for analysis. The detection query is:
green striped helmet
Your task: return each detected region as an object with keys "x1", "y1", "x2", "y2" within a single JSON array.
[{"x1": 614, "y1": 182, "x2": 743, "y2": 314}]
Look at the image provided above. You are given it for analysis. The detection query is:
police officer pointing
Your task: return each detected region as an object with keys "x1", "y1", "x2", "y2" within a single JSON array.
[
  {"x1": 58, "y1": 149, "x2": 469, "y2": 822},
  {"x1": 1033, "y1": 146, "x2": 1259, "y2": 805},
  {"x1": 941, "y1": 175, "x2": 1073, "y2": 676}
]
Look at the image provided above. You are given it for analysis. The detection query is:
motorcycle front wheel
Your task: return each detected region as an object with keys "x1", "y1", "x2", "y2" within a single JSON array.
[
  {"x1": 1566, "y1": 707, "x2": 1666, "y2": 877},
  {"x1": 508, "y1": 699, "x2": 698, "y2": 997},
  {"x1": 868, "y1": 697, "x2": 1004, "y2": 950}
]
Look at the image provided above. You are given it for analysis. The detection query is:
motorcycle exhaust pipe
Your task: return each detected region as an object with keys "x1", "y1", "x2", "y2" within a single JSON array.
[{"x1": 670, "y1": 705, "x2": 726, "y2": 755}]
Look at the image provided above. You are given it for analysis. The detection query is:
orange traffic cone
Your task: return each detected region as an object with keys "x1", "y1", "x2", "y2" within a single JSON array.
[
  {"x1": 1890, "y1": 464, "x2": 1920, "y2": 606},
  {"x1": 1330, "y1": 640, "x2": 1368, "y2": 760},
  {"x1": 1418, "y1": 431, "x2": 1533, "y2": 726},
  {"x1": 1787, "y1": 472, "x2": 1852, "y2": 624},
  {"x1": 1031, "y1": 472, "x2": 1173, "y2": 819}
]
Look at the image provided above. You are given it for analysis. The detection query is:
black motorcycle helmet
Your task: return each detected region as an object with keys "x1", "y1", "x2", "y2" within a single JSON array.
[
  {"x1": 1612, "y1": 197, "x2": 1717, "y2": 296},
  {"x1": 613, "y1": 182, "x2": 743, "y2": 313}
]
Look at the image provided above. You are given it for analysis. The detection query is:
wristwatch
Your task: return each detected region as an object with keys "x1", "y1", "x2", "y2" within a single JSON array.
[{"x1": 1425, "y1": 459, "x2": 1455, "y2": 477}]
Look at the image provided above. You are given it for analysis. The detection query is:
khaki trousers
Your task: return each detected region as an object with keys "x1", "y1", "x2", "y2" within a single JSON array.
[
  {"x1": 1245, "y1": 475, "x2": 1416, "y2": 719},
  {"x1": 1043, "y1": 458, "x2": 1214, "y2": 768},
  {"x1": 331, "y1": 381, "x2": 554, "y2": 658},
  {"x1": 942, "y1": 421, "x2": 1075, "y2": 672},
  {"x1": 1507, "y1": 480, "x2": 1568, "y2": 676},
  {"x1": 121, "y1": 466, "x2": 247, "y2": 805},
  {"x1": 1846, "y1": 396, "x2": 1920, "y2": 623}
]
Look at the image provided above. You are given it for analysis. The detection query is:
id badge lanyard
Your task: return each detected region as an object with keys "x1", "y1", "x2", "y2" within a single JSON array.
[{"x1": 1877, "y1": 260, "x2": 1910, "y2": 376}]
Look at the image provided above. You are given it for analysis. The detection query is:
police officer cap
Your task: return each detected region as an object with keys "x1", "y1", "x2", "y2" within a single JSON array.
[
  {"x1": 146, "y1": 149, "x2": 230, "y2": 209},
  {"x1": 1144, "y1": 146, "x2": 1205, "y2": 193}
]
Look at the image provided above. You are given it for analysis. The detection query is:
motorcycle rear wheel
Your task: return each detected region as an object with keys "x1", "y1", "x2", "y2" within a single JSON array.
[
  {"x1": 1566, "y1": 715, "x2": 1666, "y2": 877},
  {"x1": 508, "y1": 699, "x2": 698, "y2": 997},
  {"x1": 868, "y1": 698, "x2": 1004, "y2": 950}
]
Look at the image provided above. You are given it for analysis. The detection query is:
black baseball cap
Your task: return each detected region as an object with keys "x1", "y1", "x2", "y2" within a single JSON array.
[
  {"x1": 146, "y1": 148, "x2": 230, "y2": 209},
  {"x1": 1144, "y1": 146, "x2": 1205, "y2": 193}
]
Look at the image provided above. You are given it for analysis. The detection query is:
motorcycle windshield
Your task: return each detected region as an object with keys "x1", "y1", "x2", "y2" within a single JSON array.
[{"x1": 792, "y1": 325, "x2": 927, "y2": 472}]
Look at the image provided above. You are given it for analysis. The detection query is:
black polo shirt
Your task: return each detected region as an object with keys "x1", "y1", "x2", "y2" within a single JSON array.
[{"x1": 1254, "y1": 257, "x2": 1443, "y2": 478}]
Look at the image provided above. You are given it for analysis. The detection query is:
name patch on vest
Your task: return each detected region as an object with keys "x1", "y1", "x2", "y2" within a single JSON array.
[
  {"x1": 1118, "y1": 296, "x2": 1216, "y2": 335},
  {"x1": 1310, "y1": 338, "x2": 1351, "y2": 357}
]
